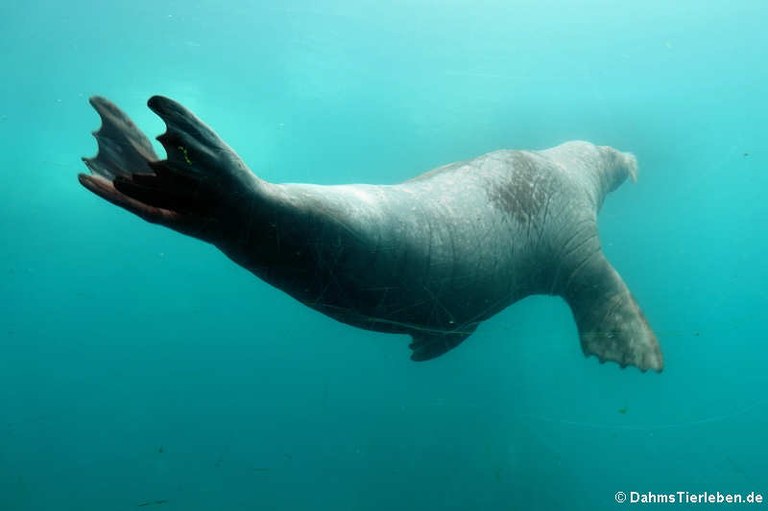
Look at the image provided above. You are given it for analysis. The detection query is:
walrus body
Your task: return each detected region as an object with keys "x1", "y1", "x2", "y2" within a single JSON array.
[{"x1": 79, "y1": 96, "x2": 662, "y2": 372}]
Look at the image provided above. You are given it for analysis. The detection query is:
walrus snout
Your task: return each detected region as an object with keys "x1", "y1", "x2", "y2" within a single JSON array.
[
  {"x1": 599, "y1": 145, "x2": 638, "y2": 183},
  {"x1": 593, "y1": 145, "x2": 638, "y2": 198}
]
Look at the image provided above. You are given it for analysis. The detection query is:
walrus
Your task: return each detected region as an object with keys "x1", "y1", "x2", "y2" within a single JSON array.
[{"x1": 78, "y1": 96, "x2": 663, "y2": 372}]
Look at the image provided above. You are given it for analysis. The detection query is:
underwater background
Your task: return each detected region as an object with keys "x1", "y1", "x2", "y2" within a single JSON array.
[{"x1": 1, "y1": 0, "x2": 766, "y2": 509}]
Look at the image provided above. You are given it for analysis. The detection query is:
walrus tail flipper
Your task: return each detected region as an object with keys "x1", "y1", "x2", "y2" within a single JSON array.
[
  {"x1": 79, "y1": 96, "x2": 262, "y2": 241},
  {"x1": 409, "y1": 330, "x2": 474, "y2": 362},
  {"x1": 563, "y1": 254, "x2": 663, "y2": 372}
]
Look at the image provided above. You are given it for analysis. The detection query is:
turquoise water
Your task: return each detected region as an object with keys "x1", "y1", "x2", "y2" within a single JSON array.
[{"x1": 1, "y1": 0, "x2": 767, "y2": 509}]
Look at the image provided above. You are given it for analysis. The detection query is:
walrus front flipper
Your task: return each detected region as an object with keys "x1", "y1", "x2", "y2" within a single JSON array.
[
  {"x1": 563, "y1": 254, "x2": 663, "y2": 372},
  {"x1": 409, "y1": 330, "x2": 473, "y2": 362}
]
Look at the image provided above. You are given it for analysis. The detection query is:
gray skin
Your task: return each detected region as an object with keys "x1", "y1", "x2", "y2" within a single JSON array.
[{"x1": 79, "y1": 96, "x2": 663, "y2": 372}]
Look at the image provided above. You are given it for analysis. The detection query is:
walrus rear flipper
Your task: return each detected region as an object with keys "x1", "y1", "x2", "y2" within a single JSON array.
[
  {"x1": 409, "y1": 330, "x2": 473, "y2": 361},
  {"x1": 564, "y1": 254, "x2": 663, "y2": 372},
  {"x1": 79, "y1": 96, "x2": 191, "y2": 228},
  {"x1": 82, "y1": 96, "x2": 158, "y2": 180},
  {"x1": 79, "y1": 96, "x2": 262, "y2": 241}
]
